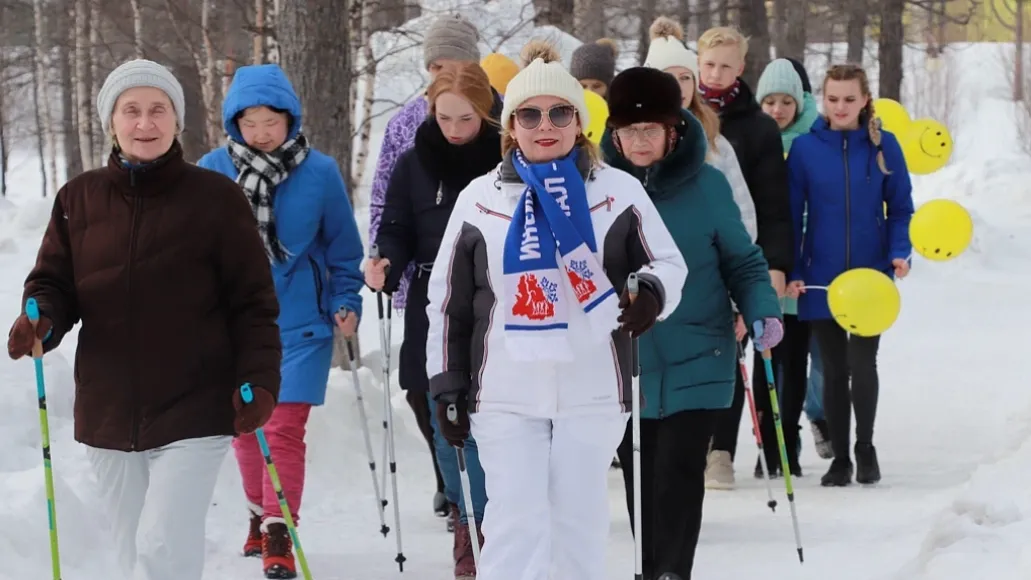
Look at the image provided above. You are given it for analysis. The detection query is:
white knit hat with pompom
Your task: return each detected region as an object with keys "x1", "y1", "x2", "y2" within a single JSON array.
[{"x1": 501, "y1": 40, "x2": 589, "y2": 131}]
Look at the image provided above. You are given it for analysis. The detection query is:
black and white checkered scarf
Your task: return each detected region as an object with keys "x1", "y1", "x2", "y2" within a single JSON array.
[{"x1": 227, "y1": 134, "x2": 310, "y2": 262}]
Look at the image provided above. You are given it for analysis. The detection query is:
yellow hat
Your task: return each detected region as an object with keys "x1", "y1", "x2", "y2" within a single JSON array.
[{"x1": 480, "y1": 53, "x2": 520, "y2": 96}]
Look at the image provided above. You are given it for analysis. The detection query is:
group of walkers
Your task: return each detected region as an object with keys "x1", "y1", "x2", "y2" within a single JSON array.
[{"x1": 4, "y1": 9, "x2": 914, "y2": 580}]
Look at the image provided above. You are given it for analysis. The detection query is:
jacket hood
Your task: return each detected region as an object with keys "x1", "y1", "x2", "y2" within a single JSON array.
[
  {"x1": 222, "y1": 64, "x2": 303, "y2": 143},
  {"x1": 810, "y1": 114, "x2": 874, "y2": 147},
  {"x1": 600, "y1": 107, "x2": 708, "y2": 197}
]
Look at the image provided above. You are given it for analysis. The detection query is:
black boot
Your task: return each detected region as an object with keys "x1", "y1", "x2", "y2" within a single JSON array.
[
  {"x1": 755, "y1": 454, "x2": 780, "y2": 478},
  {"x1": 433, "y1": 491, "x2": 448, "y2": 517},
  {"x1": 855, "y1": 443, "x2": 881, "y2": 484},
  {"x1": 820, "y1": 458, "x2": 854, "y2": 487}
]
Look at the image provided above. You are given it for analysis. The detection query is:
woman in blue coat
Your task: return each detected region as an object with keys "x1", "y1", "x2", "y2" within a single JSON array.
[
  {"x1": 197, "y1": 63, "x2": 364, "y2": 578},
  {"x1": 786, "y1": 64, "x2": 914, "y2": 488}
]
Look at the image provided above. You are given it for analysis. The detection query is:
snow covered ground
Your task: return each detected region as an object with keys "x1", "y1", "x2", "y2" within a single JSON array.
[{"x1": 2, "y1": 41, "x2": 1031, "y2": 579}]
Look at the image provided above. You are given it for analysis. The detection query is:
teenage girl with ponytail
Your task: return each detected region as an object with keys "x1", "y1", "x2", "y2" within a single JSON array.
[{"x1": 785, "y1": 64, "x2": 914, "y2": 487}]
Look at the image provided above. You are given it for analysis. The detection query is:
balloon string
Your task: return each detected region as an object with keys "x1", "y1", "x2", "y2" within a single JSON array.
[{"x1": 802, "y1": 285, "x2": 828, "y2": 291}]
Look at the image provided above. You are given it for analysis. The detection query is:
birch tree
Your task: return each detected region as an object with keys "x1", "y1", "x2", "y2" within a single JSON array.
[
  {"x1": 32, "y1": 0, "x2": 58, "y2": 195},
  {"x1": 131, "y1": 0, "x2": 145, "y2": 58},
  {"x1": 89, "y1": 0, "x2": 103, "y2": 166},
  {"x1": 74, "y1": 0, "x2": 94, "y2": 169},
  {"x1": 165, "y1": 0, "x2": 222, "y2": 148}
]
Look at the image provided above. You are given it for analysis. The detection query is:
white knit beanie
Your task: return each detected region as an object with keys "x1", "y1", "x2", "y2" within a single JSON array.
[
  {"x1": 501, "y1": 43, "x2": 589, "y2": 132},
  {"x1": 97, "y1": 59, "x2": 185, "y2": 136},
  {"x1": 644, "y1": 36, "x2": 697, "y2": 76}
]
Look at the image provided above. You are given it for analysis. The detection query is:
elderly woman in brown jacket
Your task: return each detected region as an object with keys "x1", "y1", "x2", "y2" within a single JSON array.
[{"x1": 6, "y1": 59, "x2": 281, "y2": 580}]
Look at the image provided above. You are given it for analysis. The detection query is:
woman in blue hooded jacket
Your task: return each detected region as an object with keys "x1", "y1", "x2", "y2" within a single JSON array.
[
  {"x1": 197, "y1": 63, "x2": 364, "y2": 578},
  {"x1": 786, "y1": 64, "x2": 914, "y2": 488}
]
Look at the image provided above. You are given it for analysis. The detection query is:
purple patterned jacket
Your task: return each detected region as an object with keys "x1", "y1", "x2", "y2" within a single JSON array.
[{"x1": 369, "y1": 97, "x2": 429, "y2": 310}]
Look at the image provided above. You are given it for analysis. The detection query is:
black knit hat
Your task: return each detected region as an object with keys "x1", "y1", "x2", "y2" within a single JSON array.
[
  {"x1": 784, "y1": 57, "x2": 812, "y2": 93},
  {"x1": 606, "y1": 67, "x2": 683, "y2": 128}
]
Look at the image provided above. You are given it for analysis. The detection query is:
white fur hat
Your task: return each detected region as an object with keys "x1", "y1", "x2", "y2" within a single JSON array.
[{"x1": 500, "y1": 41, "x2": 589, "y2": 132}]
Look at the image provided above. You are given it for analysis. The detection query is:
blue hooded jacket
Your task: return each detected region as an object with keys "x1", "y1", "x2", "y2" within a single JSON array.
[
  {"x1": 787, "y1": 116, "x2": 914, "y2": 321},
  {"x1": 197, "y1": 64, "x2": 364, "y2": 403}
]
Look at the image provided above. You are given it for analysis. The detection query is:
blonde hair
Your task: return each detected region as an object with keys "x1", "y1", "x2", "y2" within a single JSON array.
[
  {"x1": 688, "y1": 93, "x2": 722, "y2": 157},
  {"x1": 822, "y1": 63, "x2": 890, "y2": 174},
  {"x1": 428, "y1": 61, "x2": 497, "y2": 124},
  {"x1": 697, "y1": 26, "x2": 750, "y2": 58}
]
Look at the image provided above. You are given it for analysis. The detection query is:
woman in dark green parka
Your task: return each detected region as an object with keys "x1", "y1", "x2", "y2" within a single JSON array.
[{"x1": 602, "y1": 67, "x2": 783, "y2": 580}]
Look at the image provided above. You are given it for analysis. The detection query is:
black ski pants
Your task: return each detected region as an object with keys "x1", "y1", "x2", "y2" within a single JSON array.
[
  {"x1": 811, "y1": 319, "x2": 881, "y2": 459},
  {"x1": 755, "y1": 315, "x2": 810, "y2": 470},
  {"x1": 616, "y1": 409, "x2": 715, "y2": 580}
]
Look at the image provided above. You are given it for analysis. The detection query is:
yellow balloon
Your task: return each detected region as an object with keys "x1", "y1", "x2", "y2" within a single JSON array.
[
  {"x1": 909, "y1": 199, "x2": 973, "y2": 261},
  {"x1": 826, "y1": 268, "x2": 901, "y2": 337},
  {"x1": 899, "y1": 118, "x2": 953, "y2": 175},
  {"x1": 872, "y1": 98, "x2": 912, "y2": 134},
  {"x1": 583, "y1": 90, "x2": 609, "y2": 145}
]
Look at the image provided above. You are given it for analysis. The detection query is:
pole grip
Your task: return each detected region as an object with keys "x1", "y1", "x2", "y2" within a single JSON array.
[
  {"x1": 26, "y1": 298, "x2": 40, "y2": 324},
  {"x1": 626, "y1": 273, "x2": 639, "y2": 303},
  {"x1": 240, "y1": 383, "x2": 254, "y2": 404}
]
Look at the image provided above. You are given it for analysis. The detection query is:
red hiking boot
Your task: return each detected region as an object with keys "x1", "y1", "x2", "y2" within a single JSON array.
[
  {"x1": 453, "y1": 519, "x2": 484, "y2": 579},
  {"x1": 243, "y1": 511, "x2": 263, "y2": 557},
  {"x1": 262, "y1": 521, "x2": 298, "y2": 579}
]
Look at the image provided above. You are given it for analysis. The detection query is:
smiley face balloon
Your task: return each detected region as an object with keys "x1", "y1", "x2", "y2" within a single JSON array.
[
  {"x1": 583, "y1": 90, "x2": 609, "y2": 145},
  {"x1": 900, "y1": 118, "x2": 953, "y2": 175}
]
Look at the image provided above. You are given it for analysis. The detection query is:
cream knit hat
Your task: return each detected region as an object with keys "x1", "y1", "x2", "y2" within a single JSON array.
[
  {"x1": 501, "y1": 40, "x2": 589, "y2": 131},
  {"x1": 643, "y1": 17, "x2": 697, "y2": 76}
]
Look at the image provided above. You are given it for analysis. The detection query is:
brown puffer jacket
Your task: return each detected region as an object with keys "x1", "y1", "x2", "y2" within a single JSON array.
[{"x1": 23, "y1": 142, "x2": 282, "y2": 452}]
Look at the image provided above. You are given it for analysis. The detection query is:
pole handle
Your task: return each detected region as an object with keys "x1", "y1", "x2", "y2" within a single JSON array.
[{"x1": 240, "y1": 383, "x2": 254, "y2": 404}]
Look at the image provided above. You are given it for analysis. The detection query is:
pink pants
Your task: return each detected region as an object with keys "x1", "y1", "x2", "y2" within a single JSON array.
[{"x1": 233, "y1": 403, "x2": 312, "y2": 523}]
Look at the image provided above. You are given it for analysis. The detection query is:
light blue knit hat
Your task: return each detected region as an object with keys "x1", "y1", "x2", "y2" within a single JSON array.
[{"x1": 755, "y1": 58, "x2": 803, "y2": 108}]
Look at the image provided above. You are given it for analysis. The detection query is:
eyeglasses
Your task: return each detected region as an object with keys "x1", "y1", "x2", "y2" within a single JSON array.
[
  {"x1": 615, "y1": 126, "x2": 666, "y2": 141},
  {"x1": 514, "y1": 105, "x2": 576, "y2": 130}
]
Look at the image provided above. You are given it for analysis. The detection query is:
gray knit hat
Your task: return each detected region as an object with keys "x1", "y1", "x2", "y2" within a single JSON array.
[
  {"x1": 423, "y1": 15, "x2": 480, "y2": 69},
  {"x1": 570, "y1": 39, "x2": 619, "y2": 87},
  {"x1": 97, "y1": 59, "x2": 185, "y2": 136},
  {"x1": 756, "y1": 58, "x2": 804, "y2": 108}
]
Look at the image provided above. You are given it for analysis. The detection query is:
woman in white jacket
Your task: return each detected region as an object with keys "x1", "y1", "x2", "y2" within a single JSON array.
[
  {"x1": 645, "y1": 16, "x2": 756, "y2": 242},
  {"x1": 424, "y1": 40, "x2": 687, "y2": 580}
]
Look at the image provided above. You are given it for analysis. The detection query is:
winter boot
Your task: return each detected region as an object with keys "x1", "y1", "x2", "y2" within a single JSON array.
[
  {"x1": 854, "y1": 443, "x2": 881, "y2": 484},
  {"x1": 434, "y1": 491, "x2": 449, "y2": 517},
  {"x1": 820, "y1": 458, "x2": 854, "y2": 487},
  {"x1": 810, "y1": 419, "x2": 833, "y2": 459},
  {"x1": 243, "y1": 509, "x2": 263, "y2": 557},
  {"x1": 657, "y1": 575, "x2": 684, "y2": 580},
  {"x1": 754, "y1": 454, "x2": 780, "y2": 479},
  {"x1": 704, "y1": 450, "x2": 735, "y2": 490},
  {"x1": 446, "y1": 502, "x2": 459, "y2": 533},
  {"x1": 611, "y1": 455, "x2": 621, "y2": 469},
  {"x1": 262, "y1": 521, "x2": 298, "y2": 579},
  {"x1": 453, "y1": 518, "x2": 484, "y2": 579}
]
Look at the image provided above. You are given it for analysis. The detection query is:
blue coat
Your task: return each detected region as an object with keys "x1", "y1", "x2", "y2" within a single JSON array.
[
  {"x1": 787, "y1": 116, "x2": 914, "y2": 321},
  {"x1": 197, "y1": 64, "x2": 364, "y2": 405}
]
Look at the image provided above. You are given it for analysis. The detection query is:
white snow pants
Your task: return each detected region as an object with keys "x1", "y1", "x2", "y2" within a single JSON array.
[
  {"x1": 85, "y1": 435, "x2": 231, "y2": 580},
  {"x1": 470, "y1": 411, "x2": 629, "y2": 580}
]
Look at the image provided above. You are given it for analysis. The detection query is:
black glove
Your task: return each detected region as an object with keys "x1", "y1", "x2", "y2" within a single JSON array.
[
  {"x1": 617, "y1": 283, "x2": 661, "y2": 336},
  {"x1": 435, "y1": 395, "x2": 470, "y2": 448}
]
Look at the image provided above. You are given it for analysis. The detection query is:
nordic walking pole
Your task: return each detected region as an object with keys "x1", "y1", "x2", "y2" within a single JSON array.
[
  {"x1": 739, "y1": 342, "x2": 777, "y2": 512},
  {"x1": 758, "y1": 346, "x2": 804, "y2": 564},
  {"x1": 345, "y1": 337, "x2": 389, "y2": 537},
  {"x1": 626, "y1": 273, "x2": 644, "y2": 580},
  {"x1": 238, "y1": 383, "x2": 313, "y2": 580},
  {"x1": 25, "y1": 298, "x2": 61, "y2": 580},
  {"x1": 370, "y1": 244, "x2": 406, "y2": 571},
  {"x1": 447, "y1": 404, "x2": 481, "y2": 567}
]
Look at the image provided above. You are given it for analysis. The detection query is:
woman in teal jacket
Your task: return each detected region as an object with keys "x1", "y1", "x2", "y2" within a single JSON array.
[{"x1": 602, "y1": 67, "x2": 783, "y2": 580}]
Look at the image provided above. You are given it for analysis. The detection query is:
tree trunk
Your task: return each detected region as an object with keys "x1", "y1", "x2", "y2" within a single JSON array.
[
  {"x1": 266, "y1": 0, "x2": 281, "y2": 64},
  {"x1": 1015, "y1": 0, "x2": 1024, "y2": 101},
  {"x1": 59, "y1": 0, "x2": 83, "y2": 180},
  {"x1": 74, "y1": 0, "x2": 94, "y2": 170},
  {"x1": 279, "y1": 0, "x2": 354, "y2": 199},
  {"x1": 532, "y1": 0, "x2": 575, "y2": 33},
  {"x1": 131, "y1": 0, "x2": 145, "y2": 58},
  {"x1": 738, "y1": 0, "x2": 771, "y2": 88},
  {"x1": 253, "y1": 0, "x2": 266, "y2": 64},
  {"x1": 89, "y1": 0, "x2": 103, "y2": 166},
  {"x1": 575, "y1": 0, "x2": 607, "y2": 41},
  {"x1": 33, "y1": 0, "x2": 58, "y2": 196},
  {"x1": 637, "y1": 0, "x2": 658, "y2": 67},
  {"x1": 846, "y1": 0, "x2": 867, "y2": 64},
  {"x1": 0, "y1": 28, "x2": 7, "y2": 197},
  {"x1": 678, "y1": 0, "x2": 693, "y2": 38},
  {"x1": 165, "y1": 0, "x2": 222, "y2": 149},
  {"x1": 696, "y1": 0, "x2": 713, "y2": 35},
  {"x1": 350, "y1": 0, "x2": 378, "y2": 190},
  {"x1": 877, "y1": 0, "x2": 905, "y2": 100},
  {"x1": 782, "y1": 0, "x2": 807, "y2": 61}
]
